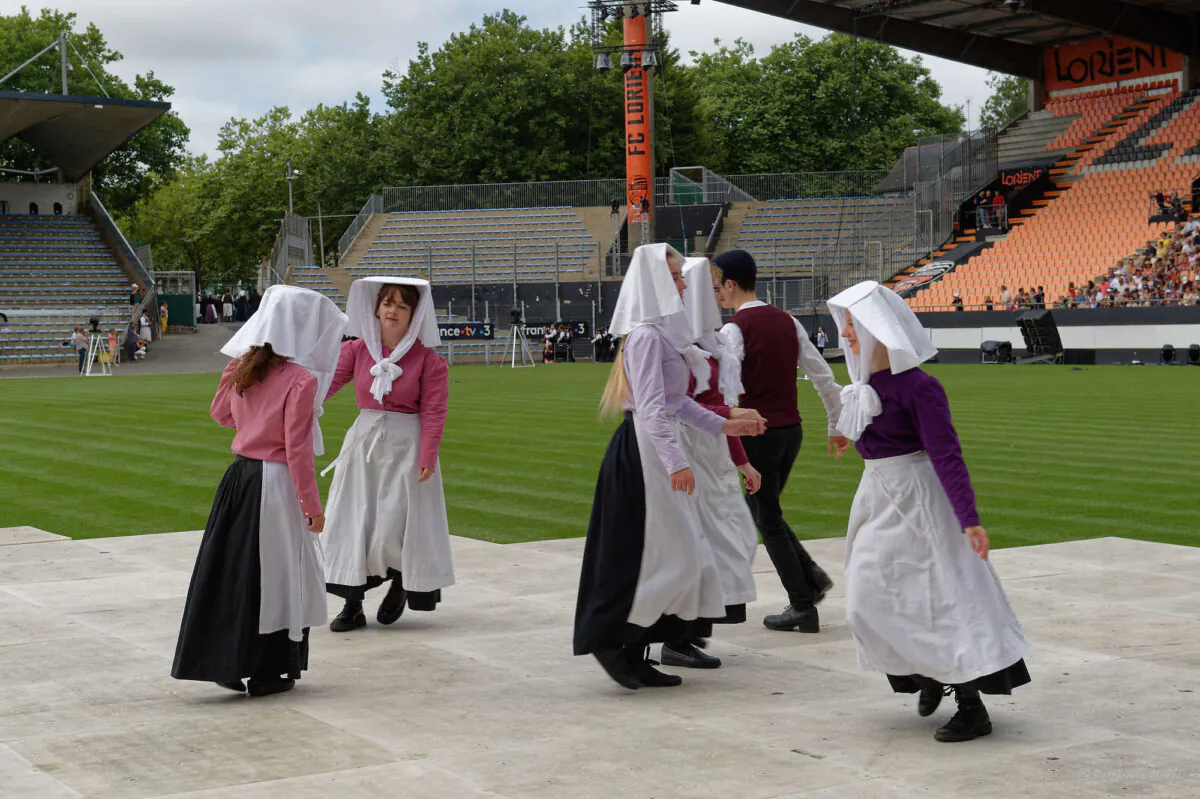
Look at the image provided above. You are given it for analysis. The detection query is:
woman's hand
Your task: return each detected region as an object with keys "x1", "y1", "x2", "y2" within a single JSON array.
[
  {"x1": 670, "y1": 468, "x2": 696, "y2": 495},
  {"x1": 738, "y1": 463, "x2": 762, "y2": 494},
  {"x1": 722, "y1": 417, "x2": 765, "y2": 437},
  {"x1": 307, "y1": 514, "x2": 326, "y2": 534},
  {"x1": 418, "y1": 466, "x2": 435, "y2": 483},
  {"x1": 729, "y1": 407, "x2": 765, "y2": 425},
  {"x1": 828, "y1": 435, "x2": 851, "y2": 460},
  {"x1": 964, "y1": 526, "x2": 989, "y2": 560}
]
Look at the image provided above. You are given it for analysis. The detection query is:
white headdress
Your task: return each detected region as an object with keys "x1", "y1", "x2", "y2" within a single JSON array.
[
  {"x1": 681, "y1": 256, "x2": 742, "y2": 405},
  {"x1": 610, "y1": 243, "x2": 711, "y2": 392},
  {"x1": 826, "y1": 280, "x2": 937, "y2": 440},
  {"x1": 344, "y1": 276, "x2": 440, "y2": 404},
  {"x1": 220, "y1": 284, "x2": 349, "y2": 455}
]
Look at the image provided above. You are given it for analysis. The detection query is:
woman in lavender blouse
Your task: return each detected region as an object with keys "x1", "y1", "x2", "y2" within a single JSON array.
[
  {"x1": 573, "y1": 244, "x2": 764, "y2": 691},
  {"x1": 828, "y1": 281, "x2": 1029, "y2": 743}
]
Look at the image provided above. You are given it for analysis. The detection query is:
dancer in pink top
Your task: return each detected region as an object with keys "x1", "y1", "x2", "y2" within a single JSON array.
[
  {"x1": 172, "y1": 286, "x2": 347, "y2": 697},
  {"x1": 321, "y1": 277, "x2": 454, "y2": 633}
]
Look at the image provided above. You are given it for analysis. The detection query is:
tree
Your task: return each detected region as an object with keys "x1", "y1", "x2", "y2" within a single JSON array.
[
  {"x1": 980, "y1": 72, "x2": 1029, "y2": 130},
  {"x1": 124, "y1": 159, "x2": 216, "y2": 285},
  {"x1": 692, "y1": 33, "x2": 964, "y2": 175},
  {"x1": 0, "y1": 8, "x2": 190, "y2": 216}
]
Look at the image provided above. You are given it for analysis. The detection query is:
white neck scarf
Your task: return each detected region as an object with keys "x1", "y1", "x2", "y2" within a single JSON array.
[
  {"x1": 681, "y1": 257, "x2": 742, "y2": 404},
  {"x1": 344, "y1": 277, "x2": 441, "y2": 404}
]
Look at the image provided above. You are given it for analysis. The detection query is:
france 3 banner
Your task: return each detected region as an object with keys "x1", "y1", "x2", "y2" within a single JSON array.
[
  {"x1": 523, "y1": 320, "x2": 591, "y2": 340},
  {"x1": 437, "y1": 322, "x2": 495, "y2": 340}
]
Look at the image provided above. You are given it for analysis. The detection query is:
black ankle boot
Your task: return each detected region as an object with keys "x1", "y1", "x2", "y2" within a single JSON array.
[
  {"x1": 632, "y1": 647, "x2": 682, "y2": 687},
  {"x1": 329, "y1": 599, "x2": 366, "y2": 632},
  {"x1": 935, "y1": 687, "x2": 992, "y2": 742},
  {"x1": 376, "y1": 579, "x2": 408, "y2": 625},
  {"x1": 917, "y1": 679, "x2": 949, "y2": 717},
  {"x1": 593, "y1": 648, "x2": 640, "y2": 690},
  {"x1": 763, "y1": 604, "x2": 819, "y2": 632},
  {"x1": 247, "y1": 675, "x2": 296, "y2": 697}
]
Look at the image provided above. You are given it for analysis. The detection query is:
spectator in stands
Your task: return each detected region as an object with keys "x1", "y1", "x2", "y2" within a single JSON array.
[
  {"x1": 984, "y1": 295, "x2": 994, "y2": 311},
  {"x1": 130, "y1": 284, "x2": 141, "y2": 308},
  {"x1": 975, "y1": 191, "x2": 991, "y2": 228},
  {"x1": 991, "y1": 190, "x2": 1006, "y2": 230},
  {"x1": 1183, "y1": 283, "x2": 1199, "y2": 306},
  {"x1": 1033, "y1": 286, "x2": 1046, "y2": 310},
  {"x1": 1000, "y1": 285, "x2": 1012, "y2": 310},
  {"x1": 951, "y1": 293, "x2": 964, "y2": 312},
  {"x1": 126, "y1": 321, "x2": 139, "y2": 361},
  {"x1": 71, "y1": 327, "x2": 88, "y2": 375}
]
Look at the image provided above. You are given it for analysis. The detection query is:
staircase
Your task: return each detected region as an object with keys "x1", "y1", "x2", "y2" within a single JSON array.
[{"x1": 997, "y1": 111, "x2": 1077, "y2": 168}]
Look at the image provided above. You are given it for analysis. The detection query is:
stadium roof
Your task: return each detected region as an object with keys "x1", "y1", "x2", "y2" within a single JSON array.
[
  {"x1": 0, "y1": 91, "x2": 171, "y2": 182},
  {"x1": 714, "y1": 0, "x2": 1200, "y2": 79}
]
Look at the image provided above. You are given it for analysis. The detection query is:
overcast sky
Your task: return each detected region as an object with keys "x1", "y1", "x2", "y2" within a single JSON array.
[{"x1": 38, "y1": 1, "x2": 993, "y2": 158}]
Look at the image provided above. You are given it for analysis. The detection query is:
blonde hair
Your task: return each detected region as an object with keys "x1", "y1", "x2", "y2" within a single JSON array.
[{"x1": 599, "y1": 339, "x2": 629, "y2": 419}]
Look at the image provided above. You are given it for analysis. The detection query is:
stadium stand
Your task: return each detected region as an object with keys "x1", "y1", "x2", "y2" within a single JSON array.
[
  {"x1": 347, "y1": 207, "x2": 602, "y2": 284},
  {"x1": 729, "y1": 196, "x2": 920, "y2": 282},
  {"x1": 0, "y1": 214, "x2": 135, "y2": 367}
]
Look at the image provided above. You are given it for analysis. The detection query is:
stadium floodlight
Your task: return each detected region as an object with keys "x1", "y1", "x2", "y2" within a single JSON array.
[
  {"x1": 642, "y1": 49, "x2": 658, "y2": 69},
  {"x1": 620, "y1": 50, "x2": 635, "y2": 72},
  {"x1": 642, "y1": 3, "x2": 653, "y2": 15},
  {"x1": 595, "y1": 52, "x2": 613, "y2": 71},
  {"x1": 629, "y1": 3, "x2": 640, "y2": 17}
]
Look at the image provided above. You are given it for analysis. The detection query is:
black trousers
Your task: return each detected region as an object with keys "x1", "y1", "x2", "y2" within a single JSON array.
[{"x1": 740, "y1": 425, "x2": 826, "y2": 609}]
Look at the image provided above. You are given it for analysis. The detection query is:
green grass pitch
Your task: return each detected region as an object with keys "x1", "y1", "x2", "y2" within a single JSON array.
[{"x1": 0, "y1": 363, "x2": 1195, "y2": 549}]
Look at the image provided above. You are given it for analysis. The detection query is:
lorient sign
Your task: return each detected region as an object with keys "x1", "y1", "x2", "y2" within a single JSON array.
[
  {"x1": 1000, "y1": 168, "x2": 1043, "y2": 188},
  {"x1": 1045, "y1": 37, "x2": 1182, "y2": 92}
]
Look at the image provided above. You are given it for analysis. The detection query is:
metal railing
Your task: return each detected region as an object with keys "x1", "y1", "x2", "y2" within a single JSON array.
[
  {"x1": 726, "y1": 170, "x2": 889, "y2": 201},
  {"x1": 974, "y1": 204, "x2": 1009, "y2": 229},
  {"x1": 382, "y1": 180, "x2": 626, "y2": 214},
  {"x1": 91, "y1": 193, "x2": 155, "y2": 291},
  {"x1": 337, "y1": 194, "x2": 382, "y2": 259}
]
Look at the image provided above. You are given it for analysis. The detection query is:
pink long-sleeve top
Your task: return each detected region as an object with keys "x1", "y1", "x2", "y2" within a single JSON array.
[
  {"x1": 325, "y1": 338, "x2": 449, "y2": 469},
  {"x1": 687, "y1": 357, "x2": 749, "y2": 467},
  {"x1": 211, "y1": 359, "x2": 322, "y2": 518}
]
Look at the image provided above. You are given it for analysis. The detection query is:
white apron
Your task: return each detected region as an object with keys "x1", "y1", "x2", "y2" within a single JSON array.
[
  {"x1": 257, "y1": 460, "x2": 328, "y2": 641},
  {"x1": 844, "y1": 451, "x2": 1029, "y2": 685},
  {"x1": 321, "y1": 409, "x2": 455, "y2": 593},
  {"x1": 627, "y1": 412, "x2": 727, "y2": 628},
  {"x1": 677, "y1": 425, "x2": 757, "y2": 606}
]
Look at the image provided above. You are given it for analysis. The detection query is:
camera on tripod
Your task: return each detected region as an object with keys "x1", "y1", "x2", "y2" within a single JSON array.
[
  {"x1": 88, "y1": 316, "x2": 101, "y2": 334},
  {"x1": 510, "y1": 307, "x2": 522, "y2": 324}
]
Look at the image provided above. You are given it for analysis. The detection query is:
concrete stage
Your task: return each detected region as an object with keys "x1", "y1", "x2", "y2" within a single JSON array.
[{"x1": 1, "y1": 527, "x2": 1198, "y2": 798}]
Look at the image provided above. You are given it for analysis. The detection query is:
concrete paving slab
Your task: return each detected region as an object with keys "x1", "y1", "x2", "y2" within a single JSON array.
[
  {"x1": 0, "y1": 527, "x2": 68, "y2": 546},
  {"x1": 0, "y1": 533, "x2": 1196, "y2": 798}
]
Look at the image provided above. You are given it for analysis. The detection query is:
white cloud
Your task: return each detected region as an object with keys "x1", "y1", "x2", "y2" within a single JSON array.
[{"x1": 39, "y1": 1, "x2": 994, "y2": 157}]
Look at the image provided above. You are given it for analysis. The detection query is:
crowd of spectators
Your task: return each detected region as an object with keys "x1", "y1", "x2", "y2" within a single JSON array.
[{"x1": 1056, "y1": 219, "x2": 1200, "y2": 308}]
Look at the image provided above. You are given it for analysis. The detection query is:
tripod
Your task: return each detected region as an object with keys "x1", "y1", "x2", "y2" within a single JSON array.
[{"x1": 504, "y1": 323, "x2": 537, "y2": 368}]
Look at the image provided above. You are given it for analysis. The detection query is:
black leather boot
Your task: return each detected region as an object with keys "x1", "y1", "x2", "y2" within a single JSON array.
[
  {"x1": 376, "y1": 579, "x2": 408, "y2": 625},
  {"x1": 917, "y1": 678, "x2": 950, "y2": 717},
  {"x1": 812, "y1": 568, "x2": 835, "y2": 605},
  {"x1": 329, "y1": 599, "x2": 366, "y2": 632},
  {"x1": 632, "y1": 647, "x2": 683, "y2": 687},
  {"x1": 247, "y1": 676, "x2": 296, "y2": 697},
  {"x1": 593, "y1": 648, "x2": 640, "y2": 690},
  {"x1": 935, "y1": 687, "x2": 992, "y2": 742},
  {"x1": 763, "y1": 604, "x2": 819, "y2": 632}
]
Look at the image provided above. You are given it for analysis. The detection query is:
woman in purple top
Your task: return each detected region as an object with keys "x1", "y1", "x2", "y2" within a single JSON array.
[
  {"x1": 828, "y1": 281, "x2": 1029, "y2": 743},
  {"x1": 573, "y1": 244, "x2": 764, "y2": 691}
]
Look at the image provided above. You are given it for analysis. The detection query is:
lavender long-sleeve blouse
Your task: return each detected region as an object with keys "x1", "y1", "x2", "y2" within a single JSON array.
[
  {"x1": 623, "y1": 325, "x2": 725, "y2": 475},
  {"x1": 854, "y1": 367, "x2": 980, "y2": 529}
]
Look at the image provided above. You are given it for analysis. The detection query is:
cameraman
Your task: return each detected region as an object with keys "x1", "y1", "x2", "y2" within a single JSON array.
[{"x1": 70, "y1": 327, "x2": 88, "y2": 375}]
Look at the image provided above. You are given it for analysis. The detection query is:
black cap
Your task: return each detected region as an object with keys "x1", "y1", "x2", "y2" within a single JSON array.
[{"x1": 713, "y1": 249, "x2": 757, "y2": 283}]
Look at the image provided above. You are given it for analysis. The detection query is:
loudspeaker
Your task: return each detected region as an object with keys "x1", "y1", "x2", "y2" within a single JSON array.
[
  {"x1": 1063, "y1": 349, "x2": 1096, "y2": 365},
  {"x1": 1189, "y1": 344, "x2": 1199, "y2": 365},
  {"x1": 1161, "y1": 344, "x2": 1176, "y2": 365},
  {"x1": 1017, "y1": 309, "x2": 1063, "y2": 357}
]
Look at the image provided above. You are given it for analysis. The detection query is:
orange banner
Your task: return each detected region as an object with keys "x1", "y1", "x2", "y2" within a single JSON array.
[
  {"x1": 1045, "y1": 37, "x2": 1182, "y2": 92},
  {"x1": 624, "y1": 15, "x2": 653, "y2": 227}
]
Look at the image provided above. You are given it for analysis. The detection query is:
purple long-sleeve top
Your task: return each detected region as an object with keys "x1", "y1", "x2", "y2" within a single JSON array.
[
  {"x1": 623, "y1": 324, "x2": 726, "y2": 475},
  {"x1": 855, "y1": 367, "x2": 980, "y2": 529}
]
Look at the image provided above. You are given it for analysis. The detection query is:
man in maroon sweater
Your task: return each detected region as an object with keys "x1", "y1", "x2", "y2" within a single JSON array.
[{"x1": 714, "y1": 250, "x2": 849, "y2": 633}]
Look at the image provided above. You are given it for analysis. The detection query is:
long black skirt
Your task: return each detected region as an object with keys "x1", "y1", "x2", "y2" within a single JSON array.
[
  {"x1": 573, "y1": 415, "x2": 716, "y2": 656},
  {"x1": 172, "y1": 457, "x2": 309, "y2": 684},
  {"x1": 887, "y1": 658, "x2": 1031, "y2": 696}
]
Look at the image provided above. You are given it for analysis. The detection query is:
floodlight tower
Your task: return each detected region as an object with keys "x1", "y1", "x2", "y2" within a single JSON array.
[{"x1": 590, "y1": 2, "x2": 678, "y2": 243}]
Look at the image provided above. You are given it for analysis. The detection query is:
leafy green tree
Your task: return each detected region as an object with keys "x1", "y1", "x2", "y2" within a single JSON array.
[{"x1": 980, "y1": 72, "x2": 1029, "y2": 130}]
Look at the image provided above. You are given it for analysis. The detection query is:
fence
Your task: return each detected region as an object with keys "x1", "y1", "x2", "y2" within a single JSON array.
[
  {"x1": 382, "y1": 180, "x2": 626, "y2": 214},
  {"x1": 261, "y1": 212, "x2": 312, "y2": 290},
  {"x1": 911, "y1": 129, "x2": 998, "y2": 258},
  {"x1": 337, "y1": 194, "x2": 382, "y2": 259}
]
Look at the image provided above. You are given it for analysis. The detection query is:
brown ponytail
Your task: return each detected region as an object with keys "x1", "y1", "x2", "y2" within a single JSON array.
[{"x1": 229, "y1": 344, "x2": 287, "y2": 395}]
